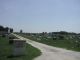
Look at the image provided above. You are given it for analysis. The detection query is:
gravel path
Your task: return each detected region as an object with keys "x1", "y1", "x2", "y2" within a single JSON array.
[{"x1": 13, "y1": 34, "x2": 80, "y2": 60}]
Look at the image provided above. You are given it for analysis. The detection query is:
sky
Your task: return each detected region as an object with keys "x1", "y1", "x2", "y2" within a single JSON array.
[{"x1": 0, "y1": 0, "x2": 80, "y2": 33}]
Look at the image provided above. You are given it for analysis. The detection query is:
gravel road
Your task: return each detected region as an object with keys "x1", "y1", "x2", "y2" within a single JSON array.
[{"x1": 13, "y1": 34, "x2": 80, "y2": 60}]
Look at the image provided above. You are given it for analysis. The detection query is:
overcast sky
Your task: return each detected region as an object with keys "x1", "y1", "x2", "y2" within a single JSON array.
[{"x1": 0, "y1": 0, "x2": 80, "y2": 33}]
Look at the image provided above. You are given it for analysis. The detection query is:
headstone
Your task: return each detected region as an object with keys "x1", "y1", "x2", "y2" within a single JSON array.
[
  {"x1": 37, "y1": 38, "x2": 41, "y2": 40},
  {"x1": 47, "y1": 36, "x2": 51, "y2": 38},
  {"x1": 12, "y1": 39, "x2": 26, "y2": 56},
  {"x1": 9, "y1": 34, "x2": 15, "y2": 44},
  {"x1": 9, "y1": 34, "x2": 15, "y2": 39}
]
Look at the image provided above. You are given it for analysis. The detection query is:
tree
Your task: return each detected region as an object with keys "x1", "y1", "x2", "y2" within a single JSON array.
[
  {"x1": 0, "y1": 25, "x2": 4, "y2": 31},
  {"x1": 0, "y1": 25, "x2": 13, "y2": 33},
  {"x1": 5, "y1": 27, "x2": 9, "y2": 32},
  {"x1": 20, "y1": 29, "x2": 23, "y2": 33},
  {"x1": 10, "y1": 28, "x2": 13, "y2": 33},
  {"x1": 59, "y1": 31, "x2": 68, "y2": 35}
]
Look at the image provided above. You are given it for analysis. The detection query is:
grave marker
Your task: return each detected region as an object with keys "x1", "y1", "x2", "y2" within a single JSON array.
[{"x1": 12, "y1": 39, "x2": 26, "y2": 56}]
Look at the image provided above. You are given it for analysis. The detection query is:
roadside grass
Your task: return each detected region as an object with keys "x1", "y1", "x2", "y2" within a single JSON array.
[
  {"x1": 17, "y1": 33, "x2": 80, "y2": 52},
  {"x1": 0, "y1": 35, "x2": 41, "y2": 60}
]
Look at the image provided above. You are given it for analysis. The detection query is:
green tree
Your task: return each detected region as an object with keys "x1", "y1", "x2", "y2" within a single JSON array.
[
  {"x1": 10, "y1": 28, "x2": 13, "y2": 33},
  {"x1": 20, "y1": 29, "x2": 23, "y2": 33},
  {"x1": 4, "y1": 27, "x2": 9, "y2": 32},
  {"x1": 0, "y1": 25, "x2": 4, "y2": 31}
]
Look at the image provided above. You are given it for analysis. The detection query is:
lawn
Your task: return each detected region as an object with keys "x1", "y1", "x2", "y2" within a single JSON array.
[
  {"x1": 0, "y1": 35, "x2": 41, "y2": 60},
  {"x1": 17, "y1": 33, "x2": 80, "y2": 52}
]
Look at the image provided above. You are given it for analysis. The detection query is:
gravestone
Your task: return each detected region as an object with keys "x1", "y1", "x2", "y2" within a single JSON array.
[
  {"x1": 12, "y1": 39, "x2": 26, "y2": 56},
  {"x1": 9, "y1": 34, "x2": 15, "y2": 44},
  {"x1": 37, "y1": 38, "x2": 41, "y2": 40}
]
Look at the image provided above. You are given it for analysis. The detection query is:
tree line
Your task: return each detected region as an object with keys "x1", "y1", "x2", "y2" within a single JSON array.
[{"x1": 0, "y1": 25, "x2": 13, "y2": 33}]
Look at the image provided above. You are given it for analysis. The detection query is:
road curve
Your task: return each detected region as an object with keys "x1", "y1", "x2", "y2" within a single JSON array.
[{"x1": 13, "y1": 34, "x2": 80, "y2": 60}]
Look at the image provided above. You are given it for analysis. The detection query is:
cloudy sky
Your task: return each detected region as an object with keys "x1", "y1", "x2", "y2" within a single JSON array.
[{"x1": 0, "y1": 0, "x2": 80, "y2": 33}]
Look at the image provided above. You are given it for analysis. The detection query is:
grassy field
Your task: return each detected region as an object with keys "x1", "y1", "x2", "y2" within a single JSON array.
[
  {"x1": 0, "y1": 35, "x2": 41, "y2": 60},
  {"x1": 17, "y1": 33, "x2": 80, "y2": 52}
]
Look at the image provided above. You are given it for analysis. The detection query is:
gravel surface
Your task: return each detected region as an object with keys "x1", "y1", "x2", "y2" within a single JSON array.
[{"x1": 13, "y1": 34, "x2": 80, "y2": 60}]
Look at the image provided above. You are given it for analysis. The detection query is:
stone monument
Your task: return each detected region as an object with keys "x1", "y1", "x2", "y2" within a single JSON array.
[{"x1": 12, "y1": 39, "x2": 26, "y2": 56}]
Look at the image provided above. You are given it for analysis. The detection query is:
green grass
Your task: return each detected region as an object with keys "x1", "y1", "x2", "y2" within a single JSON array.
[
  {"x1": 0, "y1": 35, "x2": 41, "y2": 60},
  {"x1": 17, "y1": 33, "x2": 80, "y2": 52}
]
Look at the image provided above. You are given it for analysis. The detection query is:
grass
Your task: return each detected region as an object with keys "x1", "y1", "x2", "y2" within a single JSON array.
[
  {"x1": 17, "y1": 33, "x2": 80, "y2": 52},
  {"x1": 0, "y1": 35, "x2": 41, "y2": 60}
]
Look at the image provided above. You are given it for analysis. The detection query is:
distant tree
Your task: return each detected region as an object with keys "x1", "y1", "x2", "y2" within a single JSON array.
[
  {"x1": 5, "y1": 27, "x2": 9, "y2": 32},
  {"x1": 42, "y1": 32, "x2": 45, "y2": 36},
  {"x1": 10, "y1": 28, "x2": 13, "y2": 33},
  {"x1": 42, "y1": 32, "x2": 47, "y2": 36},
  {"x1": 20, "y1": 29, "x2": 23, "y2": 33},
  {"x1": 59, "y1": 31, "x2": 68, "y2": 35},
  {"x1": 0, "y1": 25, "x2": 4, "y2": 31},
  {"x1": 0, "y1": 25, "x2": 13, "y2": 33}
]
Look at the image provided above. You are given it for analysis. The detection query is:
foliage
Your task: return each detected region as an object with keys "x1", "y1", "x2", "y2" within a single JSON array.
[{"x1": 0, "y1": 25, "x2": 13, "y2": 33}]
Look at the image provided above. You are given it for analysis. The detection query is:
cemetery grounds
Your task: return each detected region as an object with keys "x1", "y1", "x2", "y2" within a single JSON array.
[{"x1": 17, "y1": 33, "x2": 80, "y2": 52}]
